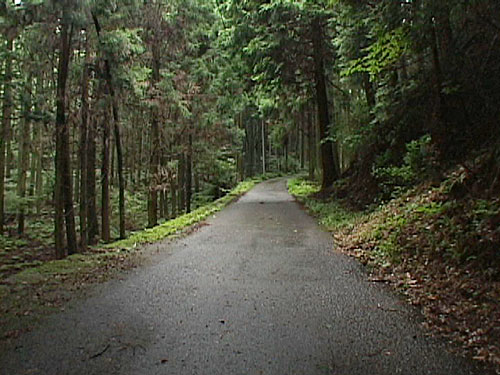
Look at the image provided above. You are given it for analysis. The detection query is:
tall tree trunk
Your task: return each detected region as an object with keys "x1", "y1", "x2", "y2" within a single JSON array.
[
  {"x1": 92, "y1": 12, "x2": 125, "y2": 239},
  {"x1": 79, "y1": 36, "x2": 90, "y2": 250},
  {"x1": 87, "y1": 117, "x2": 99, "y2": 244},
  {"x1": 28, "y1": 122, "x2": 37, "y2": 198},
  {"x1": 171, "y1": 181, "x2": 177, "y2": 219},
  {"x1": 5, "y1": 112, "x2": 13, "y2": 180},
  {"x1": 237, "y1": 113, "x2": 244, "y2": 181},
  {"x1": 307, "y1": 108, "x2": 316, "y2": 180},
  {"x1": 245, "y1": 120, "x2": 254, "y2": 177},
  {"x1": 136, "y1": 124, "x2": 143, "y2": 184},
  {"x1": 284, "y1": 136, "x2": 289, "y2": 173},
  {"x1": 261, "y1": 120, "x2": 266, "y2": 175},
  {"x1": 101, "y1": 103, "x2": 111, "y2": 243},
  {"x1": 178, "y1": 154, "x2": 185, "y2": 213},
  {"x1": 148, "y1": 114, "x2": 160, "y2": 227},
  {"x1": 0, "y1": 35, "x2": 14, "y2": 233},
  {"x1": 186, "y1": 133, "x2": 192, "y2": 214},
  {"x1": 312, "y1": 18, "x2": 337, "y2": 189},
  {"x1": 147, "y1": 43, "x2": 161, "y2": 227},
  {"x1": 300, "y1": 110, "x2": 305, "y2": 169},
  {"x1": 111, "y1": 95, "x2": 125, "y2": 238},
  {"x1": 17, "y1": 79, "x2": 32, "y2": 235},
  {"x1": 34, "y1": 123, "x2": 44, "y2": 214},
  {"x1": 55, "y1": 17, "x2": 77, "y2": 258},
  {"x1": 159, "y1": 189, "x2": 165, "y2": 219}
]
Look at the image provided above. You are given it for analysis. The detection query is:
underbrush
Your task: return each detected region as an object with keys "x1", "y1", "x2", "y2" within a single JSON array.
[
  {"x1": 288, "y1": 177, "x2": 364, "y2": 231},
  {"x1": 288, "y1": 174, "x2": 500, "y2": 372}
]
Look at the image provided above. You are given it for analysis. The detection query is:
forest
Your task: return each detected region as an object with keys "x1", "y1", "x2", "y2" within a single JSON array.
[{"x1": 0, "y1": 0, "x2": 499, "y2": 370}]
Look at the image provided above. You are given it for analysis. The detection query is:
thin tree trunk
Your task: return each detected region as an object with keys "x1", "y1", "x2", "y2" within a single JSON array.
[
  {"x1": 163, "y1": 190, "x2": 169, "y2": 219},
  {"x1": 28, "y1": 129, "x2": 37, "y2": 198},
  {"x1": 300, "y1": 110, "x2": 305, "y2": 169},
  {"x1": 17, "y1": 78, "x2": 32, "y2": 235},
  {"x1": 92, "y1": 12, "x2": 125, "y2": 239},
  {"x1": 186, "y1": 133, "x2": 192, "y2": 214},
  {"x1": 55, "y1": 18, "x2": 77, "y2": 258},
  {"x1": 246, "y1": 120, "x2": 254, "y2": 177},
  {"x1": 294, "y1": 115, "x2": 300, "y2": 162},
  {"x1": 79, "y1": 35, "x2": 90, "y2": 250},
  {"x1": 112, "y1": 97, "x2": 125, "y2": 238},
  {"x1": 178, "y1": 154, "x2": 185, "y2": 213},
  {"x1": 159, "y1": 189, "x2": 165, "y2": 219},
  {"x1": 101, "y1": 103, "x2": 111, "y2": 243},
  {"x1": 147, "y1": 44, "x2": 161, "y2": 227},
  {"x1": 148, "y1": 112, "x2": 159, "y2": 227},
  {"x1": 110, "y1": 138, "x2": 115, "y2": 186},
  {"x1": 171, "y1": 182, "x2": 177, "y2": 219},
  {"x1": 5, "y1": 115, "x2": 13, "y2": 180},
  {"x1": 261, "y1": 120, "x2": 266, "y2": 175},
  {"x1": 87, "y1": 117, "x2": 98, "y2": 244},
  {"x1": 137, "y1": 124, "x2": 143, "y2": 184},
  {"x1": 34, "y1": 123, "x2": 44, "y2": 214},
  {"x1": 237, "y1": 113, "x2": 244, "y2": 181},
  {"x1": 308, "y1": 108, "x2": 316, "y2": 180},
  {"x1": 284, "y1": 136, "x2": 289, "y2": 173},
  {"x1": 0, "y1": 35, "x2": 14, "y2": 233},
  {"x1": 28, "y1": 79, "x2": 41, "y2": 198}
]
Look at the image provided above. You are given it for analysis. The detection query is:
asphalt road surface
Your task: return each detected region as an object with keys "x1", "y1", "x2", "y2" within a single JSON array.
[{"x1": 0, "y1": 178, "x2": 488, "y2": 375}]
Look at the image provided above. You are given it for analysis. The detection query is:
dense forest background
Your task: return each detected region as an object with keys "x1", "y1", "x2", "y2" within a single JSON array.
[{"x1": 0, "y1": 0, "x2": 498, "y2": 263}]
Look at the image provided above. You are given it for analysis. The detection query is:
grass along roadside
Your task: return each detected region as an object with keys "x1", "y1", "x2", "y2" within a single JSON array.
[
  {"x1": 287, "y1": 177, "x2": 364, "y2": 232},
  {"x1": 0, "y1": 177, "x2": 263, "y2": 345},
  {"x1": 288, "y1": 176, "x2": 500, "y2": 373},
  {"x1": 106, "y1": 178, "x2": 258, "y2": 250}
]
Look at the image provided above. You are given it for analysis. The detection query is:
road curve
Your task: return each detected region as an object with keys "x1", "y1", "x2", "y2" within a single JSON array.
[{"x1": 0, "y1": 178, "x2": 488, "y2": 375}]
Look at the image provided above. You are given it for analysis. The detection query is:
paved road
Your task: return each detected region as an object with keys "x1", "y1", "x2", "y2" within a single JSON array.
[{"x1": 0, "y1": 178, "x2": 488, "y2": 375}]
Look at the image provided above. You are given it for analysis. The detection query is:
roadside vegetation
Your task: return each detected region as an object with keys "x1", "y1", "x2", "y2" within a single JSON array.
[
  {"x1": 289, "y1": 159, "x2": 500, "y2": 371},
  {"x1": 0, "y1": 176, "x2": 272, "y2": 345}
]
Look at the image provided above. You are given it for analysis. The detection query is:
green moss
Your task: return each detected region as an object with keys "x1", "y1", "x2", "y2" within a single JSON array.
[{"x1": 13, "y1": 254, "x2": 96, "y2": 284}]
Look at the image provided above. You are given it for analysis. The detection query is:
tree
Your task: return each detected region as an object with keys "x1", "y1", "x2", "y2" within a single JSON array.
[
  {"x1": 92, "y1": 11, "x2": 126, "y2": 239},
  {"x1": 54, "y1": 4, "x2": 77, "y2": 258},
  {"x1": 0, "y1": 32, "x2": 15, "y2": 234}
]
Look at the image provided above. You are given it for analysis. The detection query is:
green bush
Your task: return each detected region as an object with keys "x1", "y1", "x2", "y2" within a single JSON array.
[
  {"x1": 288, "y1": 177, "x2": 363, "y2": 231},
  {"x1": 373, "y1": 134, "x2": 436, "y2": 198}
]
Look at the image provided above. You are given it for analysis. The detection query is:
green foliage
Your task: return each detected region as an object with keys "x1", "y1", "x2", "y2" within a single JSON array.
[
  {"x1": 288, "y1": 177, "x2": 363, "y2": 231},
  {"x1": 372, "y1": 135, "x2": 436, "y2": 198},
  {"x1": 287, "y1": 177, "x2": 320, "y2": 197},
  {"x1": 369, "y1": 212, "x2": 408, "y2": 262},
  {"x1": 342, "y1": 27, "x2": 410, "y2": 81},
  {"x1": 106, "y1": 178, "x2": 259, "y2": 250}
]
